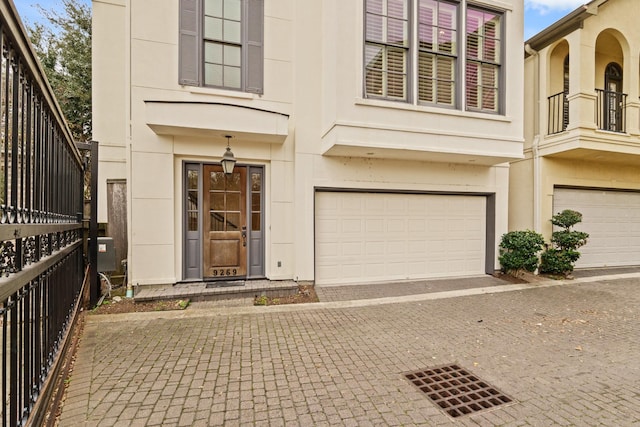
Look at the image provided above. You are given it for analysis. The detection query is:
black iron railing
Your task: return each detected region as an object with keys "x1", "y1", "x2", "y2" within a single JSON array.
[
  {"x1": 1, "y1": 1, "x2": 85, "y2": 426},
  {"x1": 596, "y1": 88, "x2": 627, "y2": 133},
  {"x1": 547, "y1": 91, "x2": 568, "y2": 135}
]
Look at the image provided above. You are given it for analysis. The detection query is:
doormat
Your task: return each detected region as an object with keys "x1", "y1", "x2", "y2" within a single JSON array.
[
  {"x1": 205, "y1": 280, "x2": 245, "y2": 288},
  {"x1": 404, "y1": 364, "x2": 515, "y2": 418}
]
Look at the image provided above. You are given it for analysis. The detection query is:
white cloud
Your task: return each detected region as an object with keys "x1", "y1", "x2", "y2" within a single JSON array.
[{"x1": 525, "y1": 0, "x2": 587, "y2": 14}]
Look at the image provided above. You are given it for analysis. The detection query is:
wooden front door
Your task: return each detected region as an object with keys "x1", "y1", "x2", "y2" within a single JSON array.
[{"x1": 203, "y1": 165, "x2": 247, "y2": 279}]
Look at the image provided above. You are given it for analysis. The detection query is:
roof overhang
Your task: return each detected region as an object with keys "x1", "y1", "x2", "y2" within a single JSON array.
[
  {"x1": 145, "y1": 101, "x2": 289, "y2": 143},
  {"x1": 524, "y1": 0, "x2": 610, "y2": 56}
]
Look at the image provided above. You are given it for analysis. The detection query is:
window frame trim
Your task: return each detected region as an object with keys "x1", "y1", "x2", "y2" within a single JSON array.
[
  {"x1": 362, "y1": 0, "x2": 506, "y2": 115},
  {"x1": 178, "y1": 0, "x2": 263, "y2": 94},
  {"x1": 201, "y1": 0, "x2": 246, "y2": 91},
  {"x1": 463, "y1": 3, "x2": 505, "y2": 114},
  {"x1": 415, "y1": 0, "x2": 460, "y2": 109},
  {"x1": 363, "y1": 0, "x2": 413, "y2": 102}
]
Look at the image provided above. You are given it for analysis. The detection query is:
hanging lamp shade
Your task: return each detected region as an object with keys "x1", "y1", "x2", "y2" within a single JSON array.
[{"x1": 221, "y1": 136, "x2": 236, "y2": 174}]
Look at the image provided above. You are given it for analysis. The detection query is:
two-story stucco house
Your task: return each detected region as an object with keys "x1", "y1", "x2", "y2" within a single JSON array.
[
  {"x1": 93, "y1": 0, "x2": 524, "y2": 290},
  {"x1": 510, "y1": 0, "x2": 640, "y2": 269}
]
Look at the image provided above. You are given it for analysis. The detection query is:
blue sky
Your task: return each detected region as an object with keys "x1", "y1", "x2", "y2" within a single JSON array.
[
  {"x1": 12, "y1": 0, "x2": 91, "y2": 27},
  {"x1": 13, "y1": 0, "x2": 587, "y2": 42},
  {"x1": 524, "y1": 0, "x2": 587, "y2": 40}
]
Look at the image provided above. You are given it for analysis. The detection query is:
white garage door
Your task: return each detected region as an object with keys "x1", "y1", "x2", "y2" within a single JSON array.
[
  {"x1": 315, "y1": 192, "x2": 487, "y2": 285},
  {"x1": 553, "y1": 188, "x2": 640, "y2": 268}
]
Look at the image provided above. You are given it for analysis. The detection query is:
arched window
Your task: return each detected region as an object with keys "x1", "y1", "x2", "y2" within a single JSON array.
[
  {"x1": 605, "y1": 62, "x2": 622, "y2": 91},
  {"x1": 562, "y1": 55, "x2": 569, "y2": 131},
  {"x1": 563, "y1": 55, "x2": 570, "y2": 93},
  {"x1": 604, "y1": 63, "x2": 624, "y2": 132}
]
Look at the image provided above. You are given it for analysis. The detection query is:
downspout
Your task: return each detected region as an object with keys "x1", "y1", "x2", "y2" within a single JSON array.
[
  {"x1": 126, "y1": 0, "x2": 134, "y2": 289},
  {"x1": 525, "y1": 43, "x2": 542, "y2": 234}
]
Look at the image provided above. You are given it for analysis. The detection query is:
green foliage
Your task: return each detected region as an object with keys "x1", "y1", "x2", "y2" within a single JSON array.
[
  {"x1": 551, "y1": 230, "x2": 589, "y2": 251},
  {"x1": 540, "y1": 210, "x2": 589, "y2": 276},
  {"x1": 176, "y1": 300, "x2": 190, "y2": 310},
  {"x1": 28, "y1": 0, "x2": 92, "y2": 142},
  {"x1": 550, "y1": 209, "x2": 583, "y2": 229},
  {"x1": 498, "y1": 230, "x2": 545, "y2": 273},
  {"x1": 254, "y1": 295, "x2": 268, "y2": 306},
  {"x1": 540, "y1": 249, "x2": 580, "y2": 275}
]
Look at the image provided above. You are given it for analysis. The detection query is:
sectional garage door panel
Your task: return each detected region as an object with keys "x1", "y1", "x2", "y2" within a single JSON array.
[
  {"x1": 315, "y1": 192, "x2": 486, "y2": 285},
  {"x1": 553, "y1": 188, "x2": 640, "y2": 268}
]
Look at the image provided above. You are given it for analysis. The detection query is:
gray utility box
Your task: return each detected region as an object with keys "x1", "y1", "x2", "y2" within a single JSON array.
[{"x1": 96, "y1": 237, "x2": 116, "y2": 272}]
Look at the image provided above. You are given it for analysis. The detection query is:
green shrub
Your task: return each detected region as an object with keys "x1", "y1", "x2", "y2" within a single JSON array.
[
  {"x1": 499, "y1": 230, "x2": 545, "y2": 273},
  {"x1": 539, "y1": 249, "x2": 580, "y2": 275},
  {"x1": 254, "y1": 295, "x2": 268, "y2": 306},
  {"x1": 539, "y1": 210, "x2": 589, "y2": 276},
  {"x1": 551, "y1": 230, "x2": 589, "y2": 251},
  {"x1": 550, "y1": 209, "x2": 583, "y2": 229}
]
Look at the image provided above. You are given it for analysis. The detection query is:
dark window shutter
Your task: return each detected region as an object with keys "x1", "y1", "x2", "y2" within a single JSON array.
[
  {"x1": 245, "y1": 0, "x2": 264, "y2": 94},
  {"x1": 179, "y1": 0, "x2": 201, "y2": 86}
]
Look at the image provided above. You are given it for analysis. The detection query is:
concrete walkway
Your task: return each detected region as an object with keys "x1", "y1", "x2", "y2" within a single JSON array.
[
  {"x1": 58, "y1": 273, "x2": 640, "y2": 426},
  {"x1": 134, "y1": 279, "x2": 299, "y2": 302}
]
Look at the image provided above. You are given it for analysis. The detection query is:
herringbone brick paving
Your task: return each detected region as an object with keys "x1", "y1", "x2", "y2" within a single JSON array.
[{"x1": 59, "y1": 278, "x2": 640, "y2": 426}]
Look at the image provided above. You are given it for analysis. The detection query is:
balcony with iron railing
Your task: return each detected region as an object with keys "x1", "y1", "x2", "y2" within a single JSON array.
[
  {"x1": 547, "y1": 89, "x2": 628, "y2": 136},
  {"x1": 595, "y1": 89, "x2": 627, "y2": 133},
  {"x1": 540, "y1": 88, "x2": 640, "y2": 161},
  {"x1": 547, "y1": 91, "x2": 569, "y2": 135}
]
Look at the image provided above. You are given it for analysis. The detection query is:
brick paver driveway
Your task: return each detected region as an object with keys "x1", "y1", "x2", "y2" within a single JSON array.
[{"x1": 59, "y1": 278, "x2": 640, "y2": 426}]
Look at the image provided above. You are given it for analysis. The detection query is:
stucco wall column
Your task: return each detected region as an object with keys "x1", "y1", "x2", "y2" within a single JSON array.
[
  {"x1": 625, "y1": 51, "x2": 640, "y2": 135},
  {"x1": 566, "y1": 31, "x2": 597, "y2": 131}
]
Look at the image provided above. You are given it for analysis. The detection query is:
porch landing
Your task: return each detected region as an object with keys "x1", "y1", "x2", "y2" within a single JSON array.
[{"x1": 134, "y1": 280, "x2": 300, "y2": 302}]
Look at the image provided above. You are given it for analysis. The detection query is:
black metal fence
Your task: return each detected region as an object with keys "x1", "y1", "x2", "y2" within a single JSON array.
[
  {"x1": 596, "y1": 88, "x2": 627, "y2": 133},
  {"x1": 547, "y1": 91, "x2": 568, "y2": 135},
  {"x1": 1, "y1": 2, "x2": 85, "y2": 426}
]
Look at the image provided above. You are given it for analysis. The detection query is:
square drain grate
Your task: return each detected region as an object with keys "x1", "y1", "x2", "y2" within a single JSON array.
[{"x1": 404, "y1": 364, "x2": 514, "y2": 418}]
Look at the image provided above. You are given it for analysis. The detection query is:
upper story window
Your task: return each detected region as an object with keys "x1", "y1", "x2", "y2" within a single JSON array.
[
  {"x1": 602, "y1": 62, "x2": 625, "y2": 132},
  {"x1": 179, "y1": 0, "x2": 264, "y2": 93},
  {"x1": 364, "y1": 0, "x2": 409, "y2": 100},
  {"x1": 465, "y1": 7, "x2": 501, "y2": 112},
  {"x1": 418, "y1": 0, "x2": 457, "y2": 106},
  {"x1": 204, "y1": 0, "x2": 243, "y2": 88},
  {"x1": 364, "y1": 0, "x2": 504, "y2": 114}
]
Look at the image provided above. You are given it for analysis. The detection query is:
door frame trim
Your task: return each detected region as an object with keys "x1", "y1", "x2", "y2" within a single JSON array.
[
  {"x1": 182, "y1": 161, "x2": 266, "y2": 281},
  {"x1": 182, "y1": 163, "x2": 203, "y2": 280}
]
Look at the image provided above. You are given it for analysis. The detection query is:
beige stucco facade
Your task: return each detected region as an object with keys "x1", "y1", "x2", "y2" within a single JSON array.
[
  {"x1": 511, "y1": 0, "x2": 640, "y2": 246},
  {"x1": 93, "y1": 0, "x2": 524, "y2": 287}
]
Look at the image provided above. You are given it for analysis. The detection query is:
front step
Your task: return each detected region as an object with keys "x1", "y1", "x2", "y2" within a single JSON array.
[{"x1": 134, "y1": 279, "x2": 300, "y2": 302}]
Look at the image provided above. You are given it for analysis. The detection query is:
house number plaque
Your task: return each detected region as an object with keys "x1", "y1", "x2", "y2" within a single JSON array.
[{"x1": 212, "y1": 268, "x2": 238, "y2": 277}]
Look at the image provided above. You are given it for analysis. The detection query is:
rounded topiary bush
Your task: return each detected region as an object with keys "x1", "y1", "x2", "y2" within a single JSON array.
[
  {"x1": 539, "y1": 209, "x2": 589, "y2": 276},
  {"x1": 499, "y1": 230, "x2": 545, "y2": 273}
]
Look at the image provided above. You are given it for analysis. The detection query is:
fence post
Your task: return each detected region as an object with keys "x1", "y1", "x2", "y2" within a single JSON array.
[{"x1": 89, "y1": 141, "x2": 100, "y2": 305}]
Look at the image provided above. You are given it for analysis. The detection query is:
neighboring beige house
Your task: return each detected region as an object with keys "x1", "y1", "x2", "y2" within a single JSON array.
[
  {"x1": 93, "y1": 0, "x2": 524, "y2": 289},
  {"x1": 511, "y1": 0, "x2": 640, "y2": 269}
]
